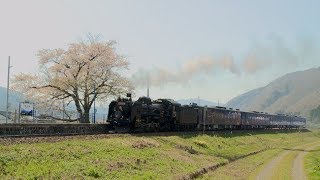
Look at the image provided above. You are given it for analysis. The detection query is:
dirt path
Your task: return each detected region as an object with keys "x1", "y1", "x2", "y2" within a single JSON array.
[
  {"x1": 255, "y1": 150, "x2": 291, "y2": 180},
  {"x1": 292, "y1": 143, "x2": 320, "y2": 180},
  {"x1": 256, "y1": 141, "x2": 320, "y2": 180}
]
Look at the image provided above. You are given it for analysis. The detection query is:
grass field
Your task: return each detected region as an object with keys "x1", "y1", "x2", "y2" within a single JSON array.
[
  {"x1": 305, "y1": 145, "x2": 320, "y2": 179},
  {"x1": 0, "y1": 130, "x2": 319, "y2": 179}
]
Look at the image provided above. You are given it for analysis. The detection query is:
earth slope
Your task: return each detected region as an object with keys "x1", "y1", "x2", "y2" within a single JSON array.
[
  {"x1": 226, "y1": 67, "x2": 320, "y2": 115},
  {"x1": 0, "y1": 86, "x2": 23, "y2": 110}
]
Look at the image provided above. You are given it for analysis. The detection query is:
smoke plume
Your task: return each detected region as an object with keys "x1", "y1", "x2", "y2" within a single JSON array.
[
  {"x1": 132, "y1": 35, "x2": 319, "y2": 88},
  {"x1": 242, "y1": 36, "x2": 318, "y2": 73},
  {"x1": 131, "y1": 56, "x2": 239, "y2": 88}
]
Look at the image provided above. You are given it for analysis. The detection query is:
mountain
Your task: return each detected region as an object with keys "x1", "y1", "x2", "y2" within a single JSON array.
[
  {"x1": 177, "y1": 98, "x2": 220, "y2": 107},
  {"x1": 226, "y1": 67, "x2": 320, "y2": 115},
  {"x1": 0, "y1": 86, "x2": 24, "y2": 122},
  {"x1": 0, "y1": 86, "x2": 24, "y2": 111}
]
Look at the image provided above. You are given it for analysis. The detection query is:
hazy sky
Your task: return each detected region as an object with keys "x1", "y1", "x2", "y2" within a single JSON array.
[{"x1": 1, "y1": 0, "x2": 320, "y2": 103}]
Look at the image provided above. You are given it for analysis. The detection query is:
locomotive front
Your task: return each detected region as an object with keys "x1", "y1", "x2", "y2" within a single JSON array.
[{"x1": 107, "y1": 94, "x2": 133, "y2": 132}]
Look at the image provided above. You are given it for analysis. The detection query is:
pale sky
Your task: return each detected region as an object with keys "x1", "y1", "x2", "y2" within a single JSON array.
[{"x1": 1, "y1": 0, "x2": 320, "y2": 103}]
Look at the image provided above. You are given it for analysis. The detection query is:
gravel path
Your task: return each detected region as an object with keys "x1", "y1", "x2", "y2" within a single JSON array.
[{"x1": 256, "y1": 141, "x2": 320, "y2": 180}]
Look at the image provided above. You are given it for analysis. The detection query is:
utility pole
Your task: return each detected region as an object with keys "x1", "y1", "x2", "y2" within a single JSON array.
[{"x1": 6, "y1": 56, "x2": 12, "y2": 124}]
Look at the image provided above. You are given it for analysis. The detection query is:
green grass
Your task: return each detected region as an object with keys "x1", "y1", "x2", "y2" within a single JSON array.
[
  {"x1": 0, "y1": 130, "x2": 319, "y2": 179},
  {"x1": 305, "y1": 146, "x2": 320, "y2": 179},
  {"x1": 305, "y1": 129, "x2": 320, "y2": 180}
]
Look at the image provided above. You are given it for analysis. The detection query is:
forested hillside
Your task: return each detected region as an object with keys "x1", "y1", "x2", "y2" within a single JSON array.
[{"x1": 226, "y1": 67, "x2": 320, "y2": 117}]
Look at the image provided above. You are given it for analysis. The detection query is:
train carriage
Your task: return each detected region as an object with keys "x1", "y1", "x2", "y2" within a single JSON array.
[
  {"x1": 199, "y1": 107, "x2": 241, "y2": 129},
  {"x1": 290, "y1": 116, "x2": 306, "y2": 127},
  {"x1": 270, "y1": 114, "x2": 291, "y2": 127},
  {"x1": 241, "y1": 112, "x2": 271, "y2": 128}
]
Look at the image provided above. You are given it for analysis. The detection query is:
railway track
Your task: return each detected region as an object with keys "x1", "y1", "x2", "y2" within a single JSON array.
[
  {"x1": 0, "y1": 123, "x2": 306, "y2": 139},
  {"x1": 0, "y1": 123, "x2": 112, "y2": 138}
]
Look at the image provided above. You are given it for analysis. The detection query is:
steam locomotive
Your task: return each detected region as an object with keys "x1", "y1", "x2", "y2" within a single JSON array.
[{"x1": 107, "y1": 94, "x2": 306, "y2": 132}]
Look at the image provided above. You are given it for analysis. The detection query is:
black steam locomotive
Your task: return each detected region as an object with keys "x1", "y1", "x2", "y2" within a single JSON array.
[{"x1": 107, "y1": 94, "x2": 306, "y2": 132}]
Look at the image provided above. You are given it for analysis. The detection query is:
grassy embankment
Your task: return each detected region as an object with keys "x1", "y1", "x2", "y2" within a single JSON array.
[
  {"x1": 201, "y1": 130, "x2": 320, "y2": 179},
  {"x1": 0, "y1": 130, "x2": 319, "y2": 179}
]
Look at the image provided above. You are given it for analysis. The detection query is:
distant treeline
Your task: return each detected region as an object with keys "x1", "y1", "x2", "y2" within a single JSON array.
[{"x1": 310, "y1": 105, "x2": 320, "y2": 123}]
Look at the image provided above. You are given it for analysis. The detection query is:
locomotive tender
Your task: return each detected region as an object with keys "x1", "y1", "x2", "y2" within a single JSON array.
[{"x1": 107, "y1": 94, "x2": 306, "y2": 132}]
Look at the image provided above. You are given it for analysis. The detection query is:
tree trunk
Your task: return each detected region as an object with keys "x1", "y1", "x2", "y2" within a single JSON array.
[{"x1": 81, "y1": 108, "x2": 90, "y2": 123}]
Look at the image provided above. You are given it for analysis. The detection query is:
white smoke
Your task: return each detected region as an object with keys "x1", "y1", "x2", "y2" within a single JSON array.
[
  {"x1": 132, "y1": 35, "x2": 319, "y2": 88},
  {"x1": 242, "y1": 36, "x2": 318, "y2": 73},
  {"x1": 131, "y1": 56, "x2": 239, "y2": 88}
]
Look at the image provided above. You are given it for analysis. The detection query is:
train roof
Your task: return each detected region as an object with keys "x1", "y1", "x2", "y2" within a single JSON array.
[
  {"x1": 132, "y1": 96, "x2": 306, "y2": 119},
  {"x1": 210, "y1": 107, "x2": 299, "y2": 118}
]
